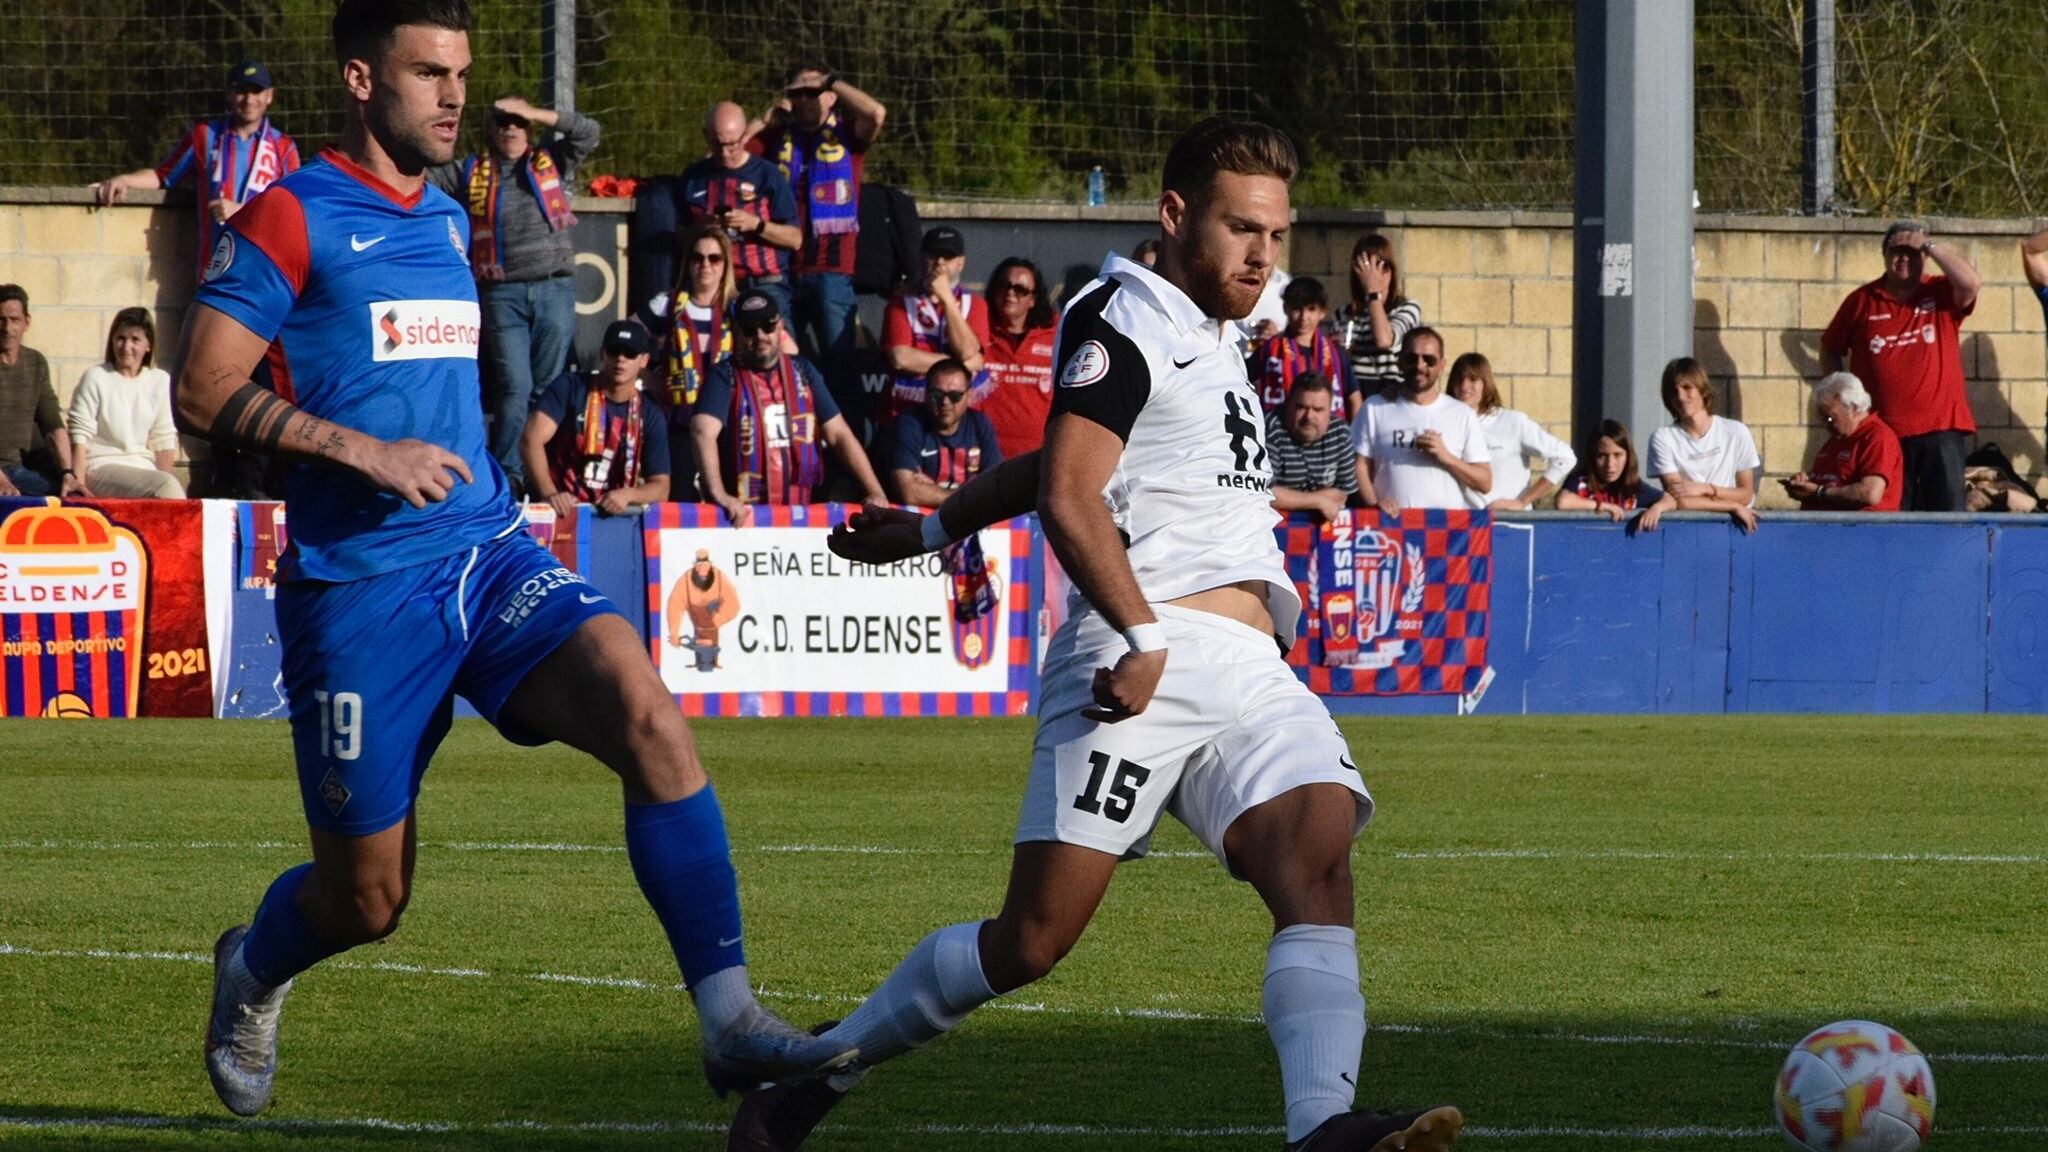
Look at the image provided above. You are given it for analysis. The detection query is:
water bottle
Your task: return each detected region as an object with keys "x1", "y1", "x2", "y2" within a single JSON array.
[{"x1": 1086, "y1": 165, "x2": 1106, "y2": 207}]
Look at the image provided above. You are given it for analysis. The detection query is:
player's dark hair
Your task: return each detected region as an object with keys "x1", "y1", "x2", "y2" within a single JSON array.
[
  {"x1": 1161, "y1": 117, "x2": 1297, "y2": 197},
  {"x1": 0, "y1": 284, "x2": 27, "y2": 315},
  {"x1": 1287, "y1": 371, "x2": 1332, "y2": 399},
  {"x1": 1281, "y1": 276, "x2": 1327, "y2": 312},
  {"x1": 986, "y1": 257, "x2": 1054, "y2": 330},
  {"x1": 104, "y1": 307, "x2": 156, "y2": 369},
  {"x1": 926, "y1": 357, "x2": 971, "y2": 392},
  {"x1": 1659, "y1": 356, "x2": 1715, "y2": 417},
  {"x1": 333, "y1": 0, "x2": 473, "y2": 66}
]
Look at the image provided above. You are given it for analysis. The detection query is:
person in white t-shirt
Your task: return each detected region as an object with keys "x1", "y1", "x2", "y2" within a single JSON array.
[
  {"x1": 1351, "y1": 327, "x2": 1491, "y2": 512},
  {"x1": 1447, "y1": 351, "x2": 1574, "y2": 511},
  {"x1": 1644, "y1": 356, "x2": 1760, "y2": 533},
  {"x1": 67, "y1": 307, "x2": 182, "y2": 499}
]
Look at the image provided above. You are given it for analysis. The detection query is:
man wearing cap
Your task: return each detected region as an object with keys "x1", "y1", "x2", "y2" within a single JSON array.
[
  {"x1": 521, "y1": 319, "x2": 672, "y2": 518},
  {"x1": 746, "y1": 65, "x2": 888, "y2": 418},
  {"x1": 878, "y1": 226, "x2": 990, "y2": 428},
  {"x1": 681, "y1": 103, "x2": 801, "y2": 321},
  {"x1": 691, "y1": 289, "x2": 885, "y2": 525},
  {"x1": 1820, "y1": 220, "x2": 1983, "y2": 510},
  {"x1": 888, "y1": 357, "x2": 1003, "y2": 509},
  {"x1": 429, "y1": 95, "x2": 602, "y2": 494},
  {"x1": 666, "y1": 548, "x2": 740, "y2": 673},
  {"x1": 93, "y1": 61, "x2": 303, "y2": 285}
]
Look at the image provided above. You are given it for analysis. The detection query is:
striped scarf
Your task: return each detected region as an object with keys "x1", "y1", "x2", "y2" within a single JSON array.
[
  {"x1": 1254, "y1": 331, "x2": 1347, "y2": 417},
  {"x1": 661, "y1": 300, "x2": 730, "y2": 410},
  {"x1": 462, "y1": 148, "x2": 577, "y2": 282},
  {"x1": 205, "y1": 117, "x2": 289, "y2": 204},
  {"x1": 549, "y1": 383, "x2": 642, "y2": 500},
  {"x1": 774, "y1": 113, "x2": 860, "y2": 237},
  {"x1": 728, "y1": 357, "x2": 822, "y2": 505}
]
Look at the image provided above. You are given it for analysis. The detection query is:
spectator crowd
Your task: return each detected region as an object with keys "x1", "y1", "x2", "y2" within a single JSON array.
[{"x1": 16, "y1": 57, "x2": 2048, "y2": 528}]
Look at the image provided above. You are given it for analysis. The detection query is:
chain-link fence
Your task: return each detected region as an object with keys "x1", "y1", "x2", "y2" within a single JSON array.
[{"x1": 2, "y1": 1, "x2": 2043, "y2": 216}]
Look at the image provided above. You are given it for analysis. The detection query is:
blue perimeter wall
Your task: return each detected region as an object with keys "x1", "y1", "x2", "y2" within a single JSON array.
[{"x1": 222, "y1": 513, "x2": 2048, "y2": 718}]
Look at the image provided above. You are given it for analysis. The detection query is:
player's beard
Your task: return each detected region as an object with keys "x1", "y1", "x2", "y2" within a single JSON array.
[
  {"x1": 368, "y1": 95, "x2": 458, "y2": 173},
  {"x1": 1181, "y1": 245, "x2": 1267, "y2": 321}
]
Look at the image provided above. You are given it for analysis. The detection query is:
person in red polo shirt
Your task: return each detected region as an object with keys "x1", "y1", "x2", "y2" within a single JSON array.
[
  {"x1": 979, "y1": 256, "x2": 1058, "y2": 458},
  {"x1": 1781, "y1": 372, "x2": 1904, "y2": 512},
  {"x1": 1820, "y1": 220, "x2": 1982, "y2": 511}
]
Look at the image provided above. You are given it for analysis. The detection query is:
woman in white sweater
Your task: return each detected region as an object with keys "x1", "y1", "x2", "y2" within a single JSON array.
[
  {"x1": 1448, "y1": 352, "x2": 1576, "y2": 511},
  {"x1": 68, "y1": 308, "x2": 183, "y2": 498}
]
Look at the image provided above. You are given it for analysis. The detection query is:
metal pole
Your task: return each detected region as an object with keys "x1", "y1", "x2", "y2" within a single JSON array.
[
  {"x1": 1572, "y1": 0, "x2": 1695, "y2": 454},
  {"x1": 1801, "y1": 0, "x2": 1836, "y2": 214},
  {"x1": 542, "y1": 0, "x2": 576, "y2": 115}
]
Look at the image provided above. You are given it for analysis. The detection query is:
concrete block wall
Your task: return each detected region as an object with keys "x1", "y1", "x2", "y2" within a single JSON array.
[{"x1": 1291, "y1": 212, "x2": 2048, "y2": 508}]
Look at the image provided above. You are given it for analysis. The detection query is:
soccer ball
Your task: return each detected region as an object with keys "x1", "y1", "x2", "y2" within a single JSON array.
[{"x1": 1775, "y1": 1020, "x2": 1935, "y2": 1151}]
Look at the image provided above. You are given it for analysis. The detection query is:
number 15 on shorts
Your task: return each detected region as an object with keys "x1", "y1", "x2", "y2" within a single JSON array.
[
  {"x1": 1073, "y1": 750, "x2": 1151, "y2": 824},
  {"x1": 313, "y1": 690, "x2": 364, "y2": 761}
]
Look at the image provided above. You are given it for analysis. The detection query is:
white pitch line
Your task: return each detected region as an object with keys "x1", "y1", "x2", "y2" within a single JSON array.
[
  {"x1": 8, "y1": 837, "x2": 2045, "y2": 866},
  {"x1": 6, "y1": 940, "x2": 2047, "y2": 1066}
]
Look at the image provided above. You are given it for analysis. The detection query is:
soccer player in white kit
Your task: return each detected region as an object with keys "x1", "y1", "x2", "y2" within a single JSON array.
[{"x1": 730, "y1": 119, "x2": 1463, "y2": 1152}]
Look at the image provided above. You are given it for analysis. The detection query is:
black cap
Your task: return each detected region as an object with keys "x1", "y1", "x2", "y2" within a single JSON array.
[
  {"x1": 601, "y1": 319, "x2": 652, "y2": 356},
  {"x1": 230, "y1": 61, "x2": 274, "y2": 90},
  {"x1": 732, "y1": 289, "x2": 783, "y2": 332},
  {"x1": 921, "y1": 226, "x2": 965, "y2": 258}
]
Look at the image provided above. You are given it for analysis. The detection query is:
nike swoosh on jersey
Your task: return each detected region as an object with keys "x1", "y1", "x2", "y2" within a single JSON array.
[
  {"x1": 350, "y1": 234, "x2": 386, "y2": 252},
  {"x1": 1172, "y1": 356, "x2": 1198, "y2": 369},
  {"x1": 920, "y1": 448, "x2": 940, "y2": 456}
]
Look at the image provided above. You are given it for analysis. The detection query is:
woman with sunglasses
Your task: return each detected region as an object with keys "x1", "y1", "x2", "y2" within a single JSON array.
[{"x1": 979, "y1": 256, "x2": 1058, "y2": 458}]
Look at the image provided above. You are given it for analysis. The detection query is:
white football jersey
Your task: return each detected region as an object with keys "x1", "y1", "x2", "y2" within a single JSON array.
[{"x1": 1049, "y1": 255, "x2": 1301, "y2": 639}]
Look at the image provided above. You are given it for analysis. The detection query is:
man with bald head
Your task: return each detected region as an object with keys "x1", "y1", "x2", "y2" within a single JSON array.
[{"x1": 680, "y1": 102, "x2": 801, "y2": 321}]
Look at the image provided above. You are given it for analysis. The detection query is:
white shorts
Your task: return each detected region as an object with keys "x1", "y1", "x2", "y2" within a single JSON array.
[{"x1": 1017, "y1": 603, "x2": 1372, "y2": 875}]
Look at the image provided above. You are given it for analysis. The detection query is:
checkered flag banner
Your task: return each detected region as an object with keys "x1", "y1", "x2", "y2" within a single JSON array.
[{"x1": 1280, "y1": 509, "x2": 1490, "y2": 696}]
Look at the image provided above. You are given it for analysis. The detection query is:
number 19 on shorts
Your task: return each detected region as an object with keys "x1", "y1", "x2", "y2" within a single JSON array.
[{"x1": 313, "y1": 690, "x2": 364, "y2": 761}]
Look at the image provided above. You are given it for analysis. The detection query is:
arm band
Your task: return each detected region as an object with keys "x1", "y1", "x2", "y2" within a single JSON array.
[{"x1": 1123, "y1": 623, "x2": 1168, "y2": 653}]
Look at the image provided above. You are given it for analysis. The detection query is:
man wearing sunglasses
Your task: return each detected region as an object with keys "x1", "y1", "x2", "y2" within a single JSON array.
[
  {"x1": 746, "y1": 65, "x2": 888, "y2": 421},
  {"x1": 1350, "y1": 326, "x2": 1491, "y2": 513},
  {"x1": 887, "y1": 357, "x2": 1003, "y2": 508},
  {"x1": 1820, "y1": 220, "x2": 1983, "y2": 511},
  {"x1": 691, "y1": 289, "x2": 885, "y2": 526},
  {"x1": 428, "y1": 93, "x2": 602, "y2": 495},
  {"x1": 880, "y1": 226, "x2": 991, "y2": 426}
]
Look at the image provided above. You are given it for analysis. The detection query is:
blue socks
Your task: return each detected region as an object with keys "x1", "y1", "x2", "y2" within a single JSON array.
[
  {"x1": 240, "y1": 862, "x2": 346, "y2": 989},
  {"x1": 624, "y1": 786, "x2": 747, "y2": 989}
]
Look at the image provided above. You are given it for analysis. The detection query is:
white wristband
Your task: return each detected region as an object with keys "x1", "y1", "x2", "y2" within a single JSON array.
[
  {"x1": 1123, "y1": 622, "x2": 1168, "y2": 653},
  {"x1": 919, "y1": 511, "x2": 953, "y2": 552}
]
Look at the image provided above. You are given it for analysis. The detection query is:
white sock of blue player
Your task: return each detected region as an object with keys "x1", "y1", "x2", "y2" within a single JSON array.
[
  {"x1": 1263, "y1": 924, "x2": 1366, "y2": 1142},
  {"x1": 823, "y1": 920, "x2": 996, "y2": 1064}
]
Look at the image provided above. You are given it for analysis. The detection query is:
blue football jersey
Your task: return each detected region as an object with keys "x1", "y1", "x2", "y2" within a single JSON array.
[{"x1": 194, "y1": 147, "x2": 518, "y2": 582}]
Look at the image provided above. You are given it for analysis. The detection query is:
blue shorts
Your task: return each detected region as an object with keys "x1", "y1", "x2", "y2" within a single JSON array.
[{"x1": 277, "y1": 527, "x2": 619, "y2": 836}]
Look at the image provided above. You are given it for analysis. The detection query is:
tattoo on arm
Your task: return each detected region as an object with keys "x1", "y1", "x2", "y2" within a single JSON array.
[{"x1": 207, "y1": 378, "x2": 348, "y2": 461}]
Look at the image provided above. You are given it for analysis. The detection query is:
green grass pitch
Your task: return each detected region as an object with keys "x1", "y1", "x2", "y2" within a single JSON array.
[{"x1": 2, "y1": 715, "x2": 2045, "y2": 1150}]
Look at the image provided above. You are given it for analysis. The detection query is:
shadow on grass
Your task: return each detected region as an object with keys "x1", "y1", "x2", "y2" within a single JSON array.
[{"x1": 4, "y1": 1011, "x2": 2043, "y2": 1151}]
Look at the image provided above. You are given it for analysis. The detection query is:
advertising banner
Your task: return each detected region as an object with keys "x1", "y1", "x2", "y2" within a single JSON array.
[{"x1": 644, "y1": 503, "x2": 1034, "y2": 716}]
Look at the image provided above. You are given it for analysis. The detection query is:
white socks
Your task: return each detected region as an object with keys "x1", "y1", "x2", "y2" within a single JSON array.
[
  {"x1": 690, "y1": 965, "x2": 756, "y2": 1043},
  {"x1": 1263, "y1": 924, "x2": 1365, "y2": 1143},
  {"x1": 824, "y1": 921, "x2": 996, "y2": 1065},
  {"x1": 225, "y1": 941, "x2": 287, "y2": 1005}
]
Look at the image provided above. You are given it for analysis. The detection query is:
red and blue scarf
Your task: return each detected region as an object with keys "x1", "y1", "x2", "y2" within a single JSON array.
[
  {"x1": 548, "y1": 383, "x2": 643, "y2": 500},
  {"x1": 1255, "y1": 331, "x2": 1347, "y2": 417},
  {"x1": 773, "y1": 112, "x2": 860, "y2": 238},
  {"x1": 462, "y1": 148, "x2": 577, "y2": 282},
  {"x1": 727, "y1": 358, "x2": 822, "y2": 505}
]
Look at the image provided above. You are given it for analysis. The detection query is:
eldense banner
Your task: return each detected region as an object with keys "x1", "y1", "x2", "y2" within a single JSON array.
[
  {"x1": 0, "y1": 498, "x2": 220, "y2": 717},
  {"x1": 1279, "y1": 508, "x2": 1491, "y2": 695},
  {"x1": 644, "y1": 503, "x2": 1034, "y2": 716}
]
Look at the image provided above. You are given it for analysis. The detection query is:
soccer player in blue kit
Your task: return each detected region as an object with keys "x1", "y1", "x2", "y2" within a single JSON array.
[{"x1": 174, "y1": 0, "x2": 853, "y2": 1117}]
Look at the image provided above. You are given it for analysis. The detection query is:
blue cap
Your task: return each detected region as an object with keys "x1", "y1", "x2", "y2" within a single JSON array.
[{"x1": 230, "y1": 62, "x2": 275, "y2": 90}]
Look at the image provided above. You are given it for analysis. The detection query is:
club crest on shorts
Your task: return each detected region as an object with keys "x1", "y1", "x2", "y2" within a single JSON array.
[
  {"x1": 1060, "y1": 340, "x2": 1109, "y2": 388},
  {"x1": 319, "y1": 766, "x2": 351, "y2": 816},
  {"x1": 203, "y1": 233, "x2": 235, "y2": 283}
]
